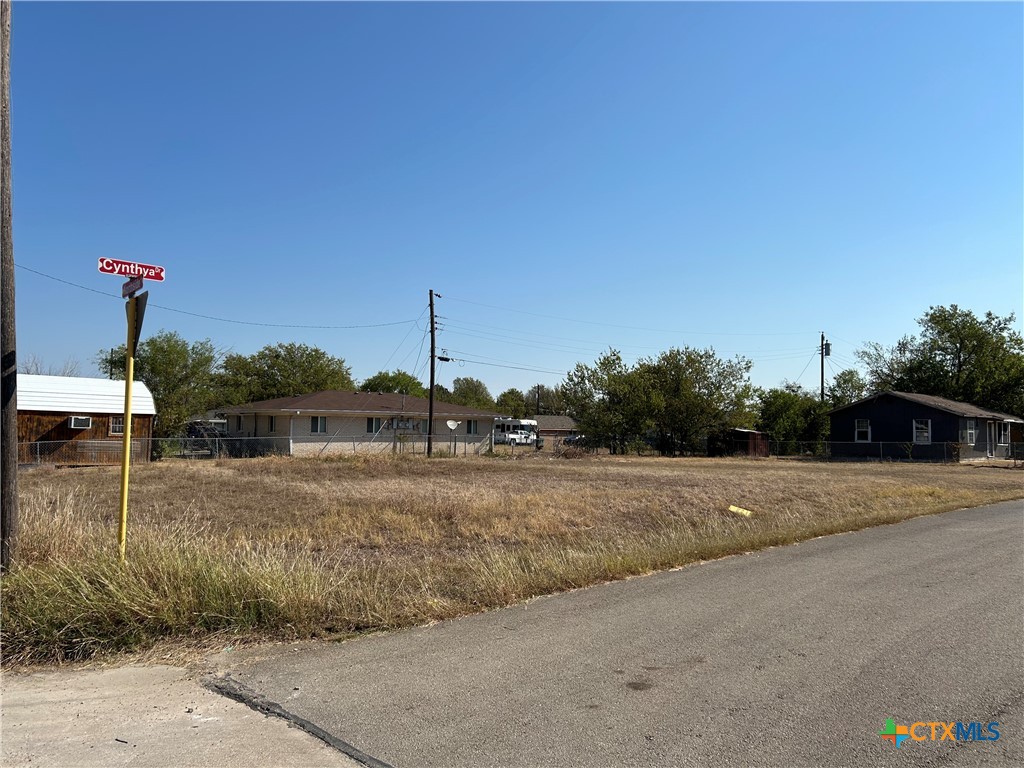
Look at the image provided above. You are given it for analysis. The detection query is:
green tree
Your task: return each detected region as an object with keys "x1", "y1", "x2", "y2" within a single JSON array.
[
  {"x1": 217, "y1": 343, "x2": 354, "y2": 405},
  {"x1": 97, "y1": 330, "x2": 220, "y2": 438},
  {"x1": 857, "y1": 305, "x2": 1024, "y2": 415},
  {"x1": 450, "y1": 377, "x2": 496, "y2": 410},
  {"x1": 827, "y1": 368, "x2": 868, "y2": 409},
  {"x1": 641, "y1": 347, "x2": 756, "y2": 455},
  {"x1": 563, "y1": 350, "x2": 656, "y2": 454},
  {"x1": 496, "y1": 388, "x2": 528, "y2": 418},
  {"x1": 432, "y1": 383, "x2": 453, "y2": 403},
  {"x1": 361, "y1": 369, "x2": 428, "y2": 397},
  {"x1": 756, "y1": 383, "x2": 829, "y2": 455},
  {"x1": 524, "y1": 383, "x2": 568, "y2": 416},
  {"x1": 564, "y1": 347, "x2": 755, "y2": 455}
]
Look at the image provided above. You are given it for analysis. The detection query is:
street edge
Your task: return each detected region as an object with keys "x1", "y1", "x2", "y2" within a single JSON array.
[{"x1": 203, "y1": 673, "x2": 394, "y2": 768}]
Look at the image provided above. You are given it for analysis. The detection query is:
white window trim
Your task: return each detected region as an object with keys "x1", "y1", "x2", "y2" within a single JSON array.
[
  {"x1": 998, "y1": 422, "x2": 1010, "y2": 445},
  {"x1": 854, "y1": 419, "x2": 871, "y2": 443},
  {"x1": 311, "y1": 416, "x2": 327, "y2": 434},
  {"x1": 110, "y1": 415, "x2": 124, "y2": 436},
  {"x1": 966, "y1": 419, "x2": 976, "y2": 444},
  {"x1": 913, "y1": 418, "x2": 931, "y2": 444}
]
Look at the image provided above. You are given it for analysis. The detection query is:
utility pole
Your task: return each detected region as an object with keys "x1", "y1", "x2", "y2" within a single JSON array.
[
  {"x1": 1, "y1": 0, "x2": 16, "y2": 573},
  {"x1": 820, "y1": 331, "x2": 830, "y2": 403},
  {"x1": 427, "y1": 289, "x2": 436, "y2": 457}
]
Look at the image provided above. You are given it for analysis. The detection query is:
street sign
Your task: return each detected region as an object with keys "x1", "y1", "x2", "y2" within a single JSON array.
[
  {"x1": 98, "y1": 257, "x2": 166, "y2": 282},
  {"x1": 122, "y1": 276, "x2": 144, "y2": 298}
]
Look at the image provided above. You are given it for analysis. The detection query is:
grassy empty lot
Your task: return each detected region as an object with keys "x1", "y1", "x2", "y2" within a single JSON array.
[{"x1": 2, "y1": 454, "x2": 1021, "y2": 666}]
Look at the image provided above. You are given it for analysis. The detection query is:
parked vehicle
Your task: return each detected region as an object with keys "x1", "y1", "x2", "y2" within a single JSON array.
[
  {"x1": 505, "y1": 429, "x2": 536, "y2": 446},
  {"x1": 562, "y1": 434, "x2": 585, "y2": 446},
  {"x1": 493, "y1": 418, "x2": 538, "y2": 445}
]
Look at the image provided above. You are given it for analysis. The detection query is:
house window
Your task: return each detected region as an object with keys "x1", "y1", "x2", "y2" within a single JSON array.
[
  {"x1": 367, "y1": 417, "x2": 384, "y2": 434},
  {"x1": 854, "y1": 419, "x2": 870, "y2": 442},
  {"x1": 998, "y1": 422, "x2": 1010, "y2": 445},
  {"x1": 268, "y1": 415, "x2": 277, "y2": 434},
  {"x1": 913, "y1": 419, "x2": 931, "y2": 444},
  {"x1": 466, "y1": 420, "x2": 479, "y2": 435},
  {"x1": 421, "y1": 419, "x2": 429, "y2": 433},
  {"x1": 236, "y1": 415, "x2": 243, "y2": 432},
  {"x1": 310, "y1": 416, "x2": 327, "y2": 434},
  {"x1": 110, "y1": 416, "x2": 124, "y2": 436},
  {"x1": 966, "y1": 419, "x2": 976, "y2": 444}
]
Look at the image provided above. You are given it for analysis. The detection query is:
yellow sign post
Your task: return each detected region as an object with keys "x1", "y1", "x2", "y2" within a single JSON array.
[
  {"x1": 117, "y1": 289, "x2": 147, "y2": 562},
  {"x1": 99, "y1": 258, "x2": 162, "y2": 562}
]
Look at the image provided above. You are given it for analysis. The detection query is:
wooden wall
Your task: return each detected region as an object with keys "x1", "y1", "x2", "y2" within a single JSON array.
[{"x1": 18, "y1": 411, "x2": 153, "y2": 465}]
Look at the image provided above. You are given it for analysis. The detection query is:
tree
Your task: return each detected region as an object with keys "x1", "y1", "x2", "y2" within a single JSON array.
[
  {"x1": 857, "y1": 305, "x2": 1024, "y2": 416},
  {"x1": 564, "y1": 347, "x2": 755, "y2": 455},
  {"x1": 524, "y1": 383, "x2": 568, "y2": 416},
  {"x1": 563, "y1": 350, "x2": 650, "y2": 454},
  {"x1": 361, "y1": 369, "x2": 427, "y2": 397},
  {"x1": 496, "y1": 388, "x2": 527, "y2": 418},
  {"x1": 217, "y1": 343, "x2": 354, "y2": 405},
  {"x1": 433, "y1": 383, "x2": 453, "y2": 403},
  {"x1": 756, "y1": 383, "x2": 829, "y2": 455},
  {"x1": 449, "y1": 377, "x2": 495, "y2": 410},
  {"x1": 827, "y1": 368, "x2": 868, "y2": 409},
  {"x1": 97, "y1": 330, "x2": 220, "y2": 438},
  {"x1": 18, "y1": 354, "x2": 80, "y2": 377},
  {"x1": 641, "y1": 347, "x2": 756, "y2": 455}
]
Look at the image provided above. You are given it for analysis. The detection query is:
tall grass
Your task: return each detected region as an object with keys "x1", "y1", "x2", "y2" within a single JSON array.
[{"x1": 2, "y1": 456, "x2": 1020, "y2": 666}]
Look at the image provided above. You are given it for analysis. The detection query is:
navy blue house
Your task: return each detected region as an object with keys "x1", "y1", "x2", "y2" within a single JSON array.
[{"x1": 828, "y1": 391, "x2": 1022, "y2": 461}]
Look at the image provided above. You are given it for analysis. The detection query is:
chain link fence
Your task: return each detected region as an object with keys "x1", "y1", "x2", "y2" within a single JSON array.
[
  {"x1": 18, "y1": 437, "x2": 1023, "y2": 466},
  {"x1": 17, "y1": 434, "x2": 494, "y2": 465}
]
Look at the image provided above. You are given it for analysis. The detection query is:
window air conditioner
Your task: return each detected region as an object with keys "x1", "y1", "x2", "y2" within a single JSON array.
[{"x1": 69, "y1": 416, "x2": 92, "y2": 430}]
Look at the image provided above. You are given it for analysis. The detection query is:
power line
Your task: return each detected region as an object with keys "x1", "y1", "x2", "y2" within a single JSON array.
[
  {"x1": 15, "y1": 263, "x2": 417, "y2": 330},
  {"x1": 444, "y1": 295, "x2": 809, "y2": 336},
  {"x1": 793, "y1": 348, "x2": 820, "y2": 385},
  {"x1": 443, "y1": 355, "x2": 566, "y2": 376},
  {"x1": 445, "y1": 348, "x2": 568, "y2": 375},
  {"x1": 376, "y1": 306, "x2": 428, "y2": 374}
]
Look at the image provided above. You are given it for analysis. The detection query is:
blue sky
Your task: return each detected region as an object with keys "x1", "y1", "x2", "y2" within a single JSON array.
[{"x1": 11, "y1": 1, "x2": 1023, "y2": 397}]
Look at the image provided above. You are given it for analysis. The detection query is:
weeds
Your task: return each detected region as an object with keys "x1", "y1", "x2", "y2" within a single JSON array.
[{"x1": 2, "y1": 456, "x2": 1021, "y2": 666}]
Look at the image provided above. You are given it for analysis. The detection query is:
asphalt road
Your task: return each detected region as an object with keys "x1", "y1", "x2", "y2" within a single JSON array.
[{"x1": 215, "y1": 500, "x2": 1024, "y2": 767}]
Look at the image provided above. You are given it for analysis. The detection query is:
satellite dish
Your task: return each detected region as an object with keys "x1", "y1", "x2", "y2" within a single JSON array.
[{"x1": 446, "y1": 420, "x2": 461, "y2": 430}]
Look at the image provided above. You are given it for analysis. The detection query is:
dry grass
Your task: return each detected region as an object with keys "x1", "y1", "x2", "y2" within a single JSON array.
[{"x1": 3, "y1": 454, "x2": 1021, "y2": 667}]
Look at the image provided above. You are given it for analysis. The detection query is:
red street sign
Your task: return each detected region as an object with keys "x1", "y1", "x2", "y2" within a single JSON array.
[
  {"x1": 98, "y1": 257, "x2": 166, "y2": 282},
  {"x1": 122, "y1": 275, "x2": 144, "y2": 298}
]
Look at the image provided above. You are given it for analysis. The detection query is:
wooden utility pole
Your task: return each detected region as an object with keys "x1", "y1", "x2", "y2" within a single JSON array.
[
  {"x1": 427, "y1": 289, "x2": 436, "y2": 457},
  {"x1": 819, "y1": 332, "x2": 830, "y2": 403},
  {"x1": 1, "y1": 0, "x2": 17, "y2": 573}
]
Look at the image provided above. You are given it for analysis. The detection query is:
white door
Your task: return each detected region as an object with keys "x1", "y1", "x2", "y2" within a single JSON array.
[{"x1": 986, "y1": 421, "x2": 996, "y2": 458}]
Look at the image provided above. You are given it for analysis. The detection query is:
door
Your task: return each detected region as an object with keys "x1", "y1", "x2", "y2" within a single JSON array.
[{"x1": 986, "y1": 421, "x2": 996, "y2": 458}]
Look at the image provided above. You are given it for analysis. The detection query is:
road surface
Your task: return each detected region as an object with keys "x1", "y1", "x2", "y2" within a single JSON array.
[{"x1": 215, "y1": 500, "x2": 1023, "y2": 767}]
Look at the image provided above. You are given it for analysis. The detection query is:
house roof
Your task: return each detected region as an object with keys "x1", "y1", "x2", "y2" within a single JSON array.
[
  {"x1": 534, "y1": 415, "x2": 578, "y2": 431},
  {"x1": 17, "y1": 374, "x2": 157, "y2": 416},
  {"x1": 219, "y1": 391, "x2": 501, "y2": 419},
  {"x1": 829, "y1": 390, "x2": 1023, "y2": 423}
]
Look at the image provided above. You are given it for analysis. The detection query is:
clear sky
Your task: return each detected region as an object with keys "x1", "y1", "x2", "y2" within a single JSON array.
[{"x1": 10, "y1": 1, "x2": 1023, "y2": 398}]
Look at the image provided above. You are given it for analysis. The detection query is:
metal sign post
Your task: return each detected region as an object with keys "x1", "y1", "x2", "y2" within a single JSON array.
[
  {"x1": 117, "y1": 287, "x2": 147, "y2": 561},
  {"x1": 99, "y1": 258, "x2": 163, "y2": 561}
]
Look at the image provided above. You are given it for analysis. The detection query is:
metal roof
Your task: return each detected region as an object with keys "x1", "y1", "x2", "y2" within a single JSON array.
[{"x1": 17, "y1": 374, "x2": 157, "y2": 416}]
